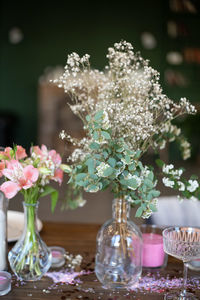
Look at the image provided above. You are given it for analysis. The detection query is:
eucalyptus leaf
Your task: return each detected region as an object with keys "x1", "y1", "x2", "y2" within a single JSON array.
[
  {"x1": 149, "y1": 204, "x2": 157, "y2": 212},
  {"x1": 108, "y1": 157, "x2": 116, "y2": 168},
  {"x1": 103, "y1": 167, "x2": 114, "y2": 177},
  {"x1": 135, "y1": 206, "x2": 143, "y2": 217},
  {"x1": 75, "y1": 173, "x2": 87, "y2": 181},
  {"x1": 86, "y1": 115, "x2": 91, "y2": 122},
  {"x1": 94, "y1": 110, "x2": 103, "y2": 120},
  {"x1": 101, "y1": 131, "x2": 111, "y2": 140},
  {"x1": 89, "y1": 142, "x2": 100, "y2": 150}
]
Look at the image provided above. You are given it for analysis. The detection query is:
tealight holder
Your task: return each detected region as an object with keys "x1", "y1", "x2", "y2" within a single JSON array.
[
  {"x1": 140, "y1": 224, "x2": 168, "y2": 269},
  {"x1": 0, "y1": 271, "x2": 11, "y2": 296},
  {"x1": 49, "y1": 246, "x2": 66, "y2": 268}
]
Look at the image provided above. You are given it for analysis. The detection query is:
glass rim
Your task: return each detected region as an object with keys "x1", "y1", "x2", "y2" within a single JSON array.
[{"x1": 162, "y1": 226, "x2": 200, "y2": 244}]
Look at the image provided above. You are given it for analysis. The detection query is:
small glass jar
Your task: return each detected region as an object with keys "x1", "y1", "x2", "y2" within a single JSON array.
[
  {"x1": 0, "y1": 192, "x2": 8, "y2": 271},
  {"x1": 140, "y1": 224, "x2": 168, "y2": 269}
]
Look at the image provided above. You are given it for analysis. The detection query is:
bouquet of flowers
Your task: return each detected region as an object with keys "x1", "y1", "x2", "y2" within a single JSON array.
[
  {"x1": 0, "y1": 144, "x2": 63, "y2": 208},
  {"x1": 54, "y1": 40, "x2": 199, "y2": 218},
  {"x1": 0, "y1": 145, "x2": 64, "y2": 280}
]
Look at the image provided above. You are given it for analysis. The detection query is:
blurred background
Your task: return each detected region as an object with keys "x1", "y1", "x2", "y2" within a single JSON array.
[{"x1": 0, "y1": 0, "x2": 200, "y2": 224}]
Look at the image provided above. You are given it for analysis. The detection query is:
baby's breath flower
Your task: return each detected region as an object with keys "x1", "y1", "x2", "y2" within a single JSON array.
[
  {"x1": 187, "y1": 180, "x2": 199, "y2": 193},
  {"x1": 162, "y1": 177, "x2": 175, "y2": 188},
  {"x1": 178, "y1": 181, "x2": 185, "y2": 191},
  {"x1": 162, "y1": 164, "x2": 174, "y2": 174}
]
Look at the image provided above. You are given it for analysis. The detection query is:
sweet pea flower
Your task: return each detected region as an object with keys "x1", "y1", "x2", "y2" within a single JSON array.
[{"x1": 0, "y1": 160, "x2": 39, "y2": 199}]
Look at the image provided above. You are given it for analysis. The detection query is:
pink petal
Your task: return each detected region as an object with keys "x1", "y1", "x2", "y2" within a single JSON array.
[
  {"x1": 3, "y1": 160, "x2": 23, "y2": 181},
  {"x1": 23, "y1": 165, "x2": 39, "y2": 183},
  {"x1": 3, "y1": 147, "x2": 12, "y2": 159},
  {"x1": 41, "y1": 145, "x2": 48, "y2": 153},
  {"x1": 16, "y1": 146, "x2": 27, "y2": 160},
  {"x1": 2, "y1": 168, "x2": 14, "y2": 181},
  {"x1": 52, "y1": 168, "x2": 63, "y2": 185},
  {"x1": 0, "y1": 181, "x2": 20, "y2": 199},
  {"x1": 49, "y1": 150, "x2": 61, "y2": 165},
  {"x1": 22, "y1": 181, "x2": 34, "y2": 190},
  {"x1": 32, "y1": 146, "x2": 42, "y2": 156}
]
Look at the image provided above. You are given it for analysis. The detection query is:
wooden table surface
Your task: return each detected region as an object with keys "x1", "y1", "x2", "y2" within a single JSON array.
[{"x1": 3, "y1": 222, "x2": 200, "y2": 300}]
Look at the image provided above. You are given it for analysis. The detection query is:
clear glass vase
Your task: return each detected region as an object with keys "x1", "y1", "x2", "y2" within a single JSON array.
[
  {"x1": 95, "y1": 198, "x2": 143, "y2": 289},
  {"x1": 8, "y1": 201, "x2": 52, "y2": 281}
]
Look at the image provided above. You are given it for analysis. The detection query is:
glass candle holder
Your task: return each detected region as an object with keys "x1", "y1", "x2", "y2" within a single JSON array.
[
  {"x1": 0, "y1": 271, "x2": 11, "y2": 296},
  {"x1": 140, "y1": 224, "x2": 168, "y2": 269},
  {"x1": 49, "y1": 246, "x2": 66, "y2": 268}
]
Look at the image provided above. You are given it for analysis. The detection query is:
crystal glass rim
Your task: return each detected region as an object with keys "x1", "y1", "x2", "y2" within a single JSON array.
[{"x1": 162, "y1": 226, "x2": 200, "y2": 244}]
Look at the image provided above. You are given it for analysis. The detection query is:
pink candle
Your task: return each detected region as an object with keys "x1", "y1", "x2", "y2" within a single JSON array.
[{"x1": 142, "y1": 233, "x2": 165, "y2": 268}]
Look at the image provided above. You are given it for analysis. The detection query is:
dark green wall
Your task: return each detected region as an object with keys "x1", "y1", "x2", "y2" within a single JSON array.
[{"x1": 0, "y1": 1, "x2": 199, "y2": 150}]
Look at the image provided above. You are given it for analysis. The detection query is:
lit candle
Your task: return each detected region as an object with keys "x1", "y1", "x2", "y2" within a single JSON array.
[
  {"x1": 142, "y1": 233, "x2": 165, "y2": 268},
  {"x1": 0, "y1": 271, "x2": 11, "y2": 296}
]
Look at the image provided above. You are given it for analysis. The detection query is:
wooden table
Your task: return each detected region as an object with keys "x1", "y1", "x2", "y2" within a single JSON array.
[{"x1": 3, "y1": 222, "x2": 200, "y2": 300}]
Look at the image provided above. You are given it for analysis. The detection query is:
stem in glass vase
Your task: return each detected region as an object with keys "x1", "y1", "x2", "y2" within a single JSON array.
[{"x1": 181, "y1": 262, "x2": 188, "y2": 297}]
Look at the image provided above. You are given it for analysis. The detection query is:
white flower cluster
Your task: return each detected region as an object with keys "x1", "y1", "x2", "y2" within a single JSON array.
[
  {"x1": 54, "y1": 41, "x2": 196, "y2": 156},
  {"x1": 187, "y1": 180, "x2": 199, "y2": 193},
  {"x1": 162, "y1": 163, "x2": 199, "y2": 194},
  {"x1": 162, "y1": 164, "x2": 183, "y2": 178},
  {"x1": 162, "y1": 164, "x2": 184, "y2": 190}
]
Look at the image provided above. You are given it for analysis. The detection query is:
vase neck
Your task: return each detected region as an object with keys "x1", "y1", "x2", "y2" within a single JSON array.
[
  {"x1": 112, "y1": 198, "x2": 130, "y2": 223},
  {"x1": 23, "y1": 201, "x2": 39, "y2": 232}
]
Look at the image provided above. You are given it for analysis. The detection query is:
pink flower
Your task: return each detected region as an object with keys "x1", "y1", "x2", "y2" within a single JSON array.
[
  {"x1": 0, "y1": 162, "x2": 5, "y2": 178},
  {"x1": 32, "y1": 145, "x2": 48, "y2": 158},
  {"x1": 0, "y1": 160, "x2": 39, "y2": 199},
  {"x1": 0, "y1": 147, "x2": 12, "y2": 159},
  {"x1": 52, "y1": 168, "x2": 63, "y2": 185},
  {"x1": 15, "y1": 146, "x2": 27, "y2": 160},
  {"x1": 0, "y1": 181, "x2": 20, "y2": 199},
  {"x1": 49, "y1": 150, "x2": 62, "y2": 165}
]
